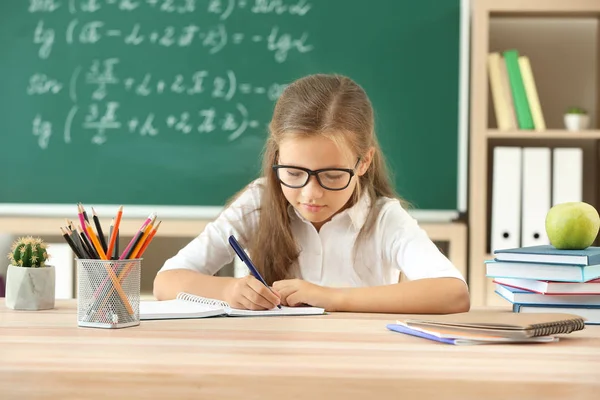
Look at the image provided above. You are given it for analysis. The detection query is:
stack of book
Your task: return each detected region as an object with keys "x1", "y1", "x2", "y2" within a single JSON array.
[{"x1": 486, "y1": 245, "x2": 600, "y2": 324}]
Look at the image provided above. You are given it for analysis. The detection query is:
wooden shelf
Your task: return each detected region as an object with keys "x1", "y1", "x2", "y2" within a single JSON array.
[
  {"x1": 468, "y1": 0, "x2": 600, "y2": 307},
  {"x1": 487, "y1": 129, "x2": 600, "y2": 139}
]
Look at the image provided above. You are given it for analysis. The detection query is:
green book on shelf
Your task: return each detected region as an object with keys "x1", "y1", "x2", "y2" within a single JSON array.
[{"x1": 503, "y1": 49, "x2": 534, "y2": 130}]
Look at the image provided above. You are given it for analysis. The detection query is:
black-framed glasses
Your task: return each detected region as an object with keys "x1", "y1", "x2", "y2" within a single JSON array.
[{"x1": 272, "y1": 158, "x2": 361, "y2": 191}]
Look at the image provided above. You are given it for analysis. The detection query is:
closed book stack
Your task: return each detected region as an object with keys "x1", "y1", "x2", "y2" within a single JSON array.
[{"x1": 485, "y1": 245, "x2": 600, "y2": 324}]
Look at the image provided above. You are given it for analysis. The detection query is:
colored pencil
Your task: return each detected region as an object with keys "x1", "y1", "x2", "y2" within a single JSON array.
[
  {"x1": 83, "y1": 221, "x2": 133, "y2": 315},
  {"x1": 67, "y1": 227, "x2": 89, "y2": 258},
  {"x1": 119, "y1": 212, "x2": 155, "y2": 260},
  {"x1": 136, "y1": 220, "x2": 161, "y2": 258},
  {"x1": 78, "y1": 227, "x2": 99, "y2": 259},
  {"x1": 60, "y1": 227, "x2": 84, "y2": 259},
  {"x1": 108, "y1": 219, "x2": 115, "y2": 260},
  {"x1": 114, "y1": 228, "x2": 119, "y2": 260},
  {"x1": 77, "y1": 204, "x2": 91, "y2": 242},
  {"x1": 129, "y1": 215, "x2": 156, "y2": 259},
  {"x1": 114, "y1": 220, "x2": 162, "y2": 287},
  {"x1": 84, "y1": 221, "x2": 108, "y2": 260},
  {"x1": 106, "y1": 206, "x2": 123, "y2": 261},
  {"x1": 92, "y1": 207, "x2": 108, "y2": 253},
  {"x1": 82, "y1": 205, "x2": 89, "y2": 223}
]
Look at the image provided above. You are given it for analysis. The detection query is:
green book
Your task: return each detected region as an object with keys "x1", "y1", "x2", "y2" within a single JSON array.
[{"x1": 503, "y1": 49, "x2": 534, "y2": 130}]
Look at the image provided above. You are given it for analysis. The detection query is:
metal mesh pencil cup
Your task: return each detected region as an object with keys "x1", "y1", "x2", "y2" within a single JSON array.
[{"x1": 77, "y1": 259, "x2": 141, "y2": 329}]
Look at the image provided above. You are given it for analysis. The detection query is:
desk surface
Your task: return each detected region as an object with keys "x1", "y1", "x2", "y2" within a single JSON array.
[{"x1": 1, "y1": 300, "x2": 600, "y2": 400}]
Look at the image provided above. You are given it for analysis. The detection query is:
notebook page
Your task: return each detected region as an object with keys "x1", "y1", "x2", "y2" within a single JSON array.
[
  {"x1": 140, "y1": 299, "x2": 226, "y2": 320},
  {"x1": 226, "y1": 305, "x2": 325, "y2": 317}
]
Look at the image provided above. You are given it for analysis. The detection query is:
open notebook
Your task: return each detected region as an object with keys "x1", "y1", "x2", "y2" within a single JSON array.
[{"x1": 140, "y1": 292, "x2": 325, "y2": 320}]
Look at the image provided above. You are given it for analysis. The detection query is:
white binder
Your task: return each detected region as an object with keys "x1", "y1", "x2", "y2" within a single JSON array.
[
  {"x1": 491, "y1": 147, "x2": 522, "y2": 251},
  {"x1": 521, "y1": 147, "x2": 551, "y2": 247},
  {"x1": 552, "y1": 148, "x2": 583, "y2": 205}
]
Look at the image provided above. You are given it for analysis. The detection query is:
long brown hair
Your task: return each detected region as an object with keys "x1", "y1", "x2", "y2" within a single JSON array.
[{"x1": 233, "y1": 74, "x2": 406, "y2": 284}]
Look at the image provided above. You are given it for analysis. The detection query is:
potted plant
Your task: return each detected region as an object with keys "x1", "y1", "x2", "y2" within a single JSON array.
[
  {"x1": 564, "y1": 106, "x2": 590, "y2": 131},
  {"x1": 5, "y1": 236, "x2": 55, "y2": 310}
]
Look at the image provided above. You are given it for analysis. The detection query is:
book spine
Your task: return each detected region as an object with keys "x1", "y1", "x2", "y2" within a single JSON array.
[
  {"x1": 503, "y1": 49, "x2": 534, "y2": 129},
  {"x1": 487, "y1": 52, "x2": 515, "y2": 130},
  {"x1": 518, "y1": 56, "x2": 545, "y2": 131}
]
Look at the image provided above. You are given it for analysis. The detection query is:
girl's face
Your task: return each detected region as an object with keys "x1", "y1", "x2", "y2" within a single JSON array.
[{"x1": 276, "y1": 135, "x2": 365, "y2": 231}]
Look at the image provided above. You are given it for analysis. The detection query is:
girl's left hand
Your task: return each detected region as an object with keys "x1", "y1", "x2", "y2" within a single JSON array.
[{"x1": 272, "y1": 279, "x2": 335, "y2": 310}]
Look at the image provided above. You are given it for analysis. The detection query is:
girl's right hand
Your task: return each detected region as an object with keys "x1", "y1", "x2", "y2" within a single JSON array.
[{"x1": 224, "y1": 275, "x2": 281, "y2": 310}]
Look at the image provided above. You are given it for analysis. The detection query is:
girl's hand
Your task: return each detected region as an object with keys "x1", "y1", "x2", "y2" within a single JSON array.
[
  {"x1": 273, "y1": 279, "x2": 335, "y2": 310},
  {"x1": 224, "y1": 275, "x2": 281, "y2": 310}
]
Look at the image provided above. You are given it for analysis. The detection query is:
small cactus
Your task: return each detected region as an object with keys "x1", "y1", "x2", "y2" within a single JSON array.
[{"x1": 7, "y1": 236, "x2": 49, "y2": 268}]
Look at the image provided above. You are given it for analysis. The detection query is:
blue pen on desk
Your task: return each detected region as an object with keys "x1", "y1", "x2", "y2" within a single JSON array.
[{"x1": 228, "y1": 235, "x2": 282, "y2": 309}]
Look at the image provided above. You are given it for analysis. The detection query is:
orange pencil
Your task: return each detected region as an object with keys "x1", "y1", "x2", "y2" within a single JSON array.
[
  {"x1": 116, "y1": 221, "x2": 161, "y2": 284},
  {"x1": 106, "y1": 205, "x2": 123, "y2": 259},
  {"x1": 135, "y1": 220, "x2": 161, "y2": 258},
  {"x1": 130, "y1": 216, "x2": 156, "y2": 259},
  {"x1": 84, "y1": 221, "x2": 108, "y2": 260}
]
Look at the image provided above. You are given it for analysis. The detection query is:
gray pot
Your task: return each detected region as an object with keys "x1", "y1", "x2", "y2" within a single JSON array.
[{"x1": 5, "y1": 264, "x2": 55, "y2": 310}]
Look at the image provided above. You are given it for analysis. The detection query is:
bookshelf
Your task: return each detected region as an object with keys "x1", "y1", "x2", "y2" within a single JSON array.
[{"x1": 469, "y1": 0, "x2": 600, "y2": 306}]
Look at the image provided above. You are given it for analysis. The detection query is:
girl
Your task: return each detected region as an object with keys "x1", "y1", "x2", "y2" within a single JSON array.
[{"x1": 154, "y1": 74, "x2": 470, "y2": 314}]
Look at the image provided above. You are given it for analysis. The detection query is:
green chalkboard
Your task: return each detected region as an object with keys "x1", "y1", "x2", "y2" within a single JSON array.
[{"x1": 0, "y1": 0, "x2": 461, "y2": 212}]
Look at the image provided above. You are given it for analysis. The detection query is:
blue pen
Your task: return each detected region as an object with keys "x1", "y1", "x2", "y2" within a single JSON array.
[{"x1": 228, "y1": 235, "x2": 282, "y2": 309}]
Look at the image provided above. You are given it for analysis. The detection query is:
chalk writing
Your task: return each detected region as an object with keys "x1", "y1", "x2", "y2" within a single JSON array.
[
  {"x1": 27, "y1": 73, "x2": 63, "y2": 95},
  {"x1": 33, "y1": 20, "x2": 55, "y2": 59},
  {"x1": 48, "y1": 59, "x2": 287, "y2": 102},
  {"x1": 39, "y1": 101, "x2": 261, "y2": 148},
  {"x1": 208, "y1": 0, "x2": 311, "y2": 20},
  {"x1": 67, "y1": 0, "x2": 197, "y2": 14},
  {"x1": 29, "y1": 0, "x2": 313, "y2": 17},
  {"x1": 32, "y1": 114, "x2": 52, "y2": 149},
  {"x1": 29, "y1": 0, "x2": 61, "y2": 13},
  {"x1": 23, "y1": 0, "x2": 314, "y2": 148},
  {"x1": 61, "y1": 20, "x2": 312, "y2": 61}
]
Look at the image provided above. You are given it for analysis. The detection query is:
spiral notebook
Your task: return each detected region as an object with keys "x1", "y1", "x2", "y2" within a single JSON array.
[
  {"x1": 140, "y1": 292, "x2": 325, "y2": 320},
  {"x1": 386, "y1": 322, "x2": 559, "y2": 345},
  {"x1": 396, "y1": 310, "x2": 586, "y2": 339}
]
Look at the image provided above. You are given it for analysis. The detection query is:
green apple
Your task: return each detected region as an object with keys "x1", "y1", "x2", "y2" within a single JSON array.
[{"x1": 545, "y1": 202, "x2": 600, "y2": 250}]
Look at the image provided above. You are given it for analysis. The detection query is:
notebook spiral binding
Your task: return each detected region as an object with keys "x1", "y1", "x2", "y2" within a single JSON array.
[
  {"x1": 177, "y1": 292, "x2": 230, "y2": 308},
  {"x1": 531, "y1": 318, "x2": 586, "y2": 336}
]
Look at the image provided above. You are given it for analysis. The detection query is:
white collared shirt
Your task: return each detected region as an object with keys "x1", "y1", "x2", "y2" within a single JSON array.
[{"x1": 159, "y1": 179, "x2": 465, "y2": 286}]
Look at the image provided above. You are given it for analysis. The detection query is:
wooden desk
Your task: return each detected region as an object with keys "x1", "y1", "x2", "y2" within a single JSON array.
[{"x1": 1, "y1": 301, "x2": 599, "y2": 399}]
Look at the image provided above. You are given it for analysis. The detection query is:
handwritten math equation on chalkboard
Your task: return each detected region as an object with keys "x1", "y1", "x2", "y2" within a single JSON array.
[{"x1": 26, "y1": 0, "x2": 314, "y2": 149}]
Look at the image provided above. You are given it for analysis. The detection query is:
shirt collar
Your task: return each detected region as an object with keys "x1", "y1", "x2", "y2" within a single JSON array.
[{"x1": 287, "y1": 190, "x2": 372, "y2": 230}]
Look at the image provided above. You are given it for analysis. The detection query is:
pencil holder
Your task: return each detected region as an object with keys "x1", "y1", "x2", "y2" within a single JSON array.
[{"x1": 76, "y1": 259, "x2": 141, "y2": 329}]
